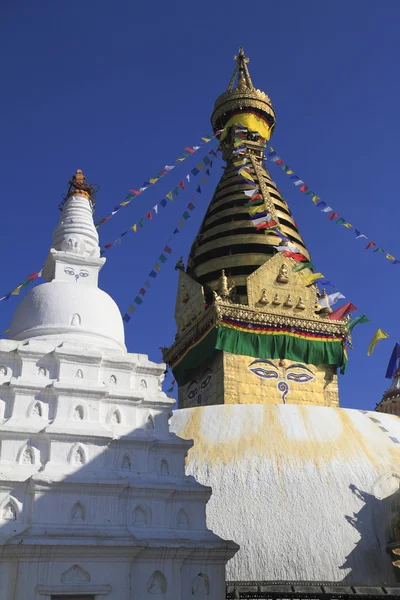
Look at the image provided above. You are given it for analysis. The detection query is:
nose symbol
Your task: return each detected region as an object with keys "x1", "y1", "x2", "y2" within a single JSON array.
[{"x1": 75, "y1": 274, "x2": 79, "y2": 281}]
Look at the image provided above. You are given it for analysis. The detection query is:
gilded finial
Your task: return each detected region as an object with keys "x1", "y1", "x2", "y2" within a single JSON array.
[
  {"x1": 228, "y1": 46, "x2": 253, "y2": 91},
  {"x1": 61, "y1": 168, "x2": 98, "y2": 210}
]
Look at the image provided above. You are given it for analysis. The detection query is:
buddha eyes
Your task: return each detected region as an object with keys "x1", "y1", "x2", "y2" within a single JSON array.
[
  {"x1": 64, "y1": 268, "x2": 75, "y2": 276},
  {"x1": 79, "y1": 270, "x2": 89, "y2": 278},
  {"x1": 187, "y1": 386, "x2": 198, "y2": 400},
  {"x1": 249, "y1": 368, "x2": 279, "y2": 380},
  {"x1": 286, "y1": 372, "x2": 314, "y2": 383},
  {"x1": 200, "y1": 373, "x2": 212, "y2": 389}
]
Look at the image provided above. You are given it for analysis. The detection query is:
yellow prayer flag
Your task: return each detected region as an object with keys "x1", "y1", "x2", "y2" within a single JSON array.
[
  {"x1": 386, "y1": 254, "x2": 395, "y2": 261},
  {"x1": 2, "y1": 329, "x2": 9, "y2": 334},
  {"x1": 219, "y1": 113, "x2": 272, "y2": 141},
  {"x1": 197, "y1": 163, "x2": 204, "y2": 170},
  {"x1": 149, "y1": 178, "x2": 158, "y2": 184},
  {"x1": 176, "y1": 158, "x2": 185, "y2": 162},
  {"x1": 343, "y1": 223, "x2": 353, "y2": 229},
  {"x1": 128, "y1": 305, "x2": 136, "y2": 314},
  {"x1": 286, "y1": 169, "x2": 294, "y2": 175},
  {"x1": 248, "y1": 204, "x2": 265, "y2": 215},
  {"x1": 367, "y1": 328, "x2": 389, "y2": 356},
  {"x1": 11, "y1": 285, "x2": 23, "y2": 296},
  {"x1": 201, "y1": 176, "x2": 207, "y2": 184},
  {"x1": 301, "y1": 272, "x2": 324, "y2": 286},
  {"x1": 312, "y1": 196, "x2": 320, "y2": 204},
  {"x1": 239, "y1": 168, "x2": 255, "y2": 182},
  {"x1": 131, "y1": 224, "x2": 137, "y2": 233},
  {"x1": 234, "y1": 159, "x2": 247, "y2": 166},
  {"x1": 120, "y1": 201, "x2": 130, "y2": 206},
  {"x1": 166, "y1": 192, "x2": 173, "y2": 201},
  {"x1": 234, "y1": 139, "x2": 245, "y2": 147}
]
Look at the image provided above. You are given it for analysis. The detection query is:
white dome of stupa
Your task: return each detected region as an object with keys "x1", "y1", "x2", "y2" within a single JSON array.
[
  {"x1": 9, "y1": 172, "x2": 126, "y2": 352},
  {"x1": 9, "y1": 279, "x2": 125, "y2": 351}
]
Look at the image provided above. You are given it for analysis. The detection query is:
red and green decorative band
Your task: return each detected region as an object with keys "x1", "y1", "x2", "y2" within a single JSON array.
[{"x1": 169, "y1": 320, "x2": 348, "y2": 386}]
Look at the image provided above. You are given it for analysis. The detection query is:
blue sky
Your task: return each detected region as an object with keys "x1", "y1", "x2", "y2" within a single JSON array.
[{"x1": 2, "y1": 0, "x2": 400, "y2": 410}]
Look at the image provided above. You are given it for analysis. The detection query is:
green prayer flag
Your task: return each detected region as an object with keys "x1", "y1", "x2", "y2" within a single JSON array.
[
  {"x1": 373, "y1": 247, "x2": 385, "y2": 253},
  {"x1": 348, "y1": 314, "x2": 370, "y2": 334},
  {"x1": 336, "y1": 218, "x2": 346, "y2": 226},
  {"x1": 244, "y1": 199, "x2": 264, "y2": 208},
  {"x1": 292, "y1": 262, "x2": 315, "y2": 272},
  {"x1": 182, "y1": 211, "x2": 190, "y2": 220},
  {"x1": 159, "y1": 254, "x2": 167, "y2": 263}
]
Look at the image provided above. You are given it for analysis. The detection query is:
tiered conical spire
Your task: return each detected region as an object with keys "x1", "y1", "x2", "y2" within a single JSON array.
[{"x1": 187, "y1": 48, "x2": 309, "y2": 303}]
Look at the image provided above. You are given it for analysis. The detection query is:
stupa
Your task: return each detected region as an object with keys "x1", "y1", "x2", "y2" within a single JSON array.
[
  {"x1": 0, "y1": 170, "x2": 237, "y2": 599},
  {"x1": 165, "y1": 49, "x2": 400, "y2": 593}
]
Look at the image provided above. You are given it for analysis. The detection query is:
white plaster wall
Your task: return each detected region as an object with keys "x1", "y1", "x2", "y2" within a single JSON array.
[{"x1": 171, "y1": 403, "x2": 400, "y2": 584}]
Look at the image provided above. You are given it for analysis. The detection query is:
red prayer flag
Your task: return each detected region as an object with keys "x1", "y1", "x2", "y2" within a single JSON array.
[
  {"x1": 27, "y1": 271, "x2": 40, "y2": 281},
  {"x1": 275, "y1": 159, "x2": 284, "y2": 165},
  {"x1": 179, "y1": 181, "x2": 185, "y2": 190},
  {"x1": 299, "y1": 185, "x2": 309, "y2": 193},
  {"x1": 129, "y1": 189, "x2": 141, "y2": 195},
  {"x1": 164, "y1": 245, "x2": 172, "y2": 254},
  {"x1": 256, "y1": 220, "x2": 278, "y2": 230},
  {"x1": 328, "y1": 302, "x2": 357, "y2": 321},
  {"x1": 283, "y1": 251, "x2": 307, "y2": 262},
  {"x1": 248, "y1": 193, "x2": 263, "y2": 202},
  {"x1": 104, "y1": 243, "x2": 112, "y2": 249},
  {"x1": 145, "y1": 211, "x2": 152, "y2": 220},
  {"x1": 365, "y1": 241, "x2": 376, "y2": 250},
  {"x1": 185, "y1": 147, "x2": 195, "y2": 153},
  {"x1": 328, "y1": 212, "x2": 339, "y2": 221}
]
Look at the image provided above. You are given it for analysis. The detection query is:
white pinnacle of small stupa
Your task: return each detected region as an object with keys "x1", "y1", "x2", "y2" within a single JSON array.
[{"x1": 9, "y1": 171, "x2": 126, "y2": 351}]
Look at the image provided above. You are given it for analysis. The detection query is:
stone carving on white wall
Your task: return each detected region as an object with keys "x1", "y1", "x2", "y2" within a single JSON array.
[
  {"x1": 132, "y1": 506, "x2": 148, "y2": 527},
  {"x1": 146, "y1": 414, "x2": 155, "y2": 430},
  {"x1": 70, "y1": 313, "x2": 81, "y2": 326},
  {"x1": 69, "y1": 444, "x2": 86, "y2": 465},
  {"x1": 2, "y1": 500, "x2": 17, "y2": 521},
  {"x1": 160, "y1": 459, "x2": 169, "y2": 475},
  {"x1": 71, "y1": 502, "x2": 85, "y2": 522},
  {"x1": 0, "y1": 365, "x2": 7, "y2": 376},
  {"x1": 31, "y1": 402, "x2": 42, "y2": 417},
  {"x1": 177, "y1": 508, "x2": 190, "y2": 529},
  {"x1": 148, "y1": 570, "x2": 167, "y2": 594},
  {"x1": 110, "y1": 374, "x2": 117, "y2": 385},
  {"x1": 121, "y1": 454, "x2": 131, "y2": 470},
  {"x1": 61, "y1": 236, "x2": 86, "y2": 256},
  {"x1": 38, "y1": 366, "x2": 46, "y2": 377},
  {"x1": 192, "y1": 573, "x2": 210, "y2": 595},
  {"x1": 140, "y1": 379, "x2": 147, "y2": 389},
  {"x1": 73, "y1": 405, "x2": 84, "y2": 420},
  {"x1": 75, "y1": 369, "x2": 83, "y2": 379},
  {"x1": 21, "y1": 447, "x2": 34, "y2": 465},
  {"x1": 111, "y1": 410, "x2": 121, "y2": 424},
  {"x1": 61, "y1": 564, "x2": 91, "y2": 583}
]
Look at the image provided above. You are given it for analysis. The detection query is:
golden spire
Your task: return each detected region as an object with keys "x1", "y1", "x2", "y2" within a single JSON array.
[
  {"x1": 211, "y1": 46, "x2": 275, "y2": 134},
  {"x1": 228, "y1": 46, "x2": 253, "y2": 90}
]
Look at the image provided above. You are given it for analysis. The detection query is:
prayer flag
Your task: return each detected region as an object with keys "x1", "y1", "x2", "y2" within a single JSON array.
[
  {"x1": 336, "y1": 218, "x2": 346, "y2": 226},
  {"x1": 154, "y1": 263, "x2": 161, "y2": 271},
  {"x1": 299, "y1": 185, "x2": 308, "y2": 193},
  {"x1": 145, "y1": 211, "x2": 152, "y2": 220},
  {"x1": 191, "y1": 168, "x2": 200, "y2": 176},
  {"x1": 282, "y1": 251, "x2": 307, "y2": 262},
  {"x1": 173, "y1": 228, "x2": 179, "y2": 234},
  {"x1": 292, "y1": 262, "x2": 314, "y2": 272},
  {"x1": 164, "y1": 165, "x2": 174, "y2": 171},
  {"x1": 239, "y1": 168, "x2": 255, "y2": 182},
  {"x1": 134, "y1": 296, "x2": 143, "y2": 305},
  {"x1": 166, "y1": 192, "x2": 173, "y2": 201},
  {"x1": 322, "y1": 206, "x2": 333, "y2": 213},
  {"x1": 27, "y1": 271, "x2": 40, "y2": 281},
  {"x1": 178, "y1": 220, "x2": 184, "y2": 227},
  {"x1": 188, "y1": 202, "x2": 195, "y2": 210},
  {"x1": 328, "y1": 302, "x2": 357, "y2": 321},
  {"x1": 256, "y1": 220, "x2": 278, "y2": 230},
  {"x1": 348, "y1": 314, "x2": 370, "y2": 334},
  {"x1": 185, "y1": 147, "x2": 195, "y2": 153},
  {"x1": 129, "y1": 189, "x2": 141, "y2": 195},
  {"x1": 149, "y1": 271, "x2": 157, "y2": 278},
  {"x1": 343, "y1": 223, "x2": 353, "y2": 229},
  {"x1": 386, "y1": 254, "x2": 396, "y2": 261},
  {"x1": 164, "y1": 245, "x2": 172, "y2": 254},
  {"x1": 144, "y1": 280, "x2": 151, "y2": 289},
  {"x1": 197, "y1": 162, "x2": 205, "y2": 171},
  {"x1": 394, "y1": 260, "x2": 400, "y2": 265},
  {"x1": 244, "y1": 189, "x2": 259, "y2": 197},
  {"x1": 312, "y1": 196, "x2": 320, "y2": 204},
  {"x1": 179, "y1": 181, "x2": 185, "y2": 190},
  {"x1": 139, "y1": 218, "x2": 144, "y2": 228},
  {"x1": 302, "y1": 272, "x2": 324, "y2": 286},
  {"x1": 183, "y1": 211, "x2": 190, "y2": 220},
  {"x1": 139, "y1": 288, "x2": 146, "y2": 296},
  {"x1": 173, "y1": 187, "x2": 179, "y2": 196},
  {"x1": 203, "y1": 156, "x2": 211, "y2": 165},
  {"x1": 319, "y1": 292, "x2": 346, "y2": 309},
  {"x1": 159, "y1": 254, "x2": 167, "y2": 263},
  {"x1": 274, "y1": 244, "x2": 300, "y2": 253},
  {"x1": 367, "y1": 328, "x2": 389, "y2": 356},
  {"x1": 186, "y1": 175, "x2": 190, "y2": 183},
  {"x1": 244, "y1": 199, "x2": 264, "y2": 208},
  {"x1": 365, "y1": 241, "x2": 376, "y2": 250},
  {"x1": 294, "y1": 180, "x2": 305, "y2": 187},
  {"x1": 201, "y1": 176, "x2": 207, "y2": 184},
  {"x1": 196, "y1": 186, "x2": 201, "y2": 193},
  {"x1": 386, "y1": 343, "x2": 400, "y2": 378},
  {"x1": 373, "y1": 247, "x2": 385, "y2": 253},
  {"x1": 120, "y1": 201, "x2": 130, "y2": 206},
  {"x1": 131, "y1": 224, "x2": 137, "y2": 232},
  {"x1": 316, "y1": 201, "x2": 327, "y2": 209},
  {"x1": 160, "y1": 199, "x2": 167, "y2": 208},
  {"x1": 123, "y1": 314, "x2": 131, "y2": 323},
  {"x1": 328, "y1": 212, "x2": 339, "y2": 221}
]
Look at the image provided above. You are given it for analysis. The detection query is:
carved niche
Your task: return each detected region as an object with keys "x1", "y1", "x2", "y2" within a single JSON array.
[{"x1": 174, "y1": 270, "x2": 205, "y2": 334}]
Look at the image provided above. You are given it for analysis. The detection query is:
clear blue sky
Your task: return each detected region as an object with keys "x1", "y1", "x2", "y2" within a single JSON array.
[{"x1": 2, "y1": 0, "x2": 400, "y2": 410}]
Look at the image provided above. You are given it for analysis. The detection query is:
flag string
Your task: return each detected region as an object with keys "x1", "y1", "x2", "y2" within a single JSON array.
[
  {"x1": 266, "y1": 147, "x2": 399, "y2": 264},
  {"x1": 95, "y1": 130, "x2": 223, "y2": 230},
  {"x1": 101, "y1": 150, "x2": 217, "y2": 255},
  {"x1": 122, "y1": 170, "x2": 213, "y2": 321}
]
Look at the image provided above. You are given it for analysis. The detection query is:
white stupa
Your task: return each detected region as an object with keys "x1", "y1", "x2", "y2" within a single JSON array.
[{"x1": 0, "y1": 171, "x2": 237, "y2": 599}]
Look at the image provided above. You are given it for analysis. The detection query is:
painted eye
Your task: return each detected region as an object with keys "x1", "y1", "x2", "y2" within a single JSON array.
[
  {"x1": 64, "y1": 268, "x2": 75, "y2": 276},
  {"x1": 200, "y1": 374, "x2": 212, "y2": 389},
  {"x1": 187, "y1": 385, "x2": 198, "y2": 400},
  {"x1": 249, "y1": 368, "x2": 279, "y2": 380},
  {"x1": 286, "y1": 372, "x2": 314, "y2": 383},
  {"x1": 79, "y1": 271, "x2": 89, "y2": 278}
]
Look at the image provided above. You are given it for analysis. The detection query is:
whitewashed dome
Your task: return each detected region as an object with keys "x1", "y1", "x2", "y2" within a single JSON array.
[{"x1": 9, "y1": 279, "x2": 126, "y2": 351}]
